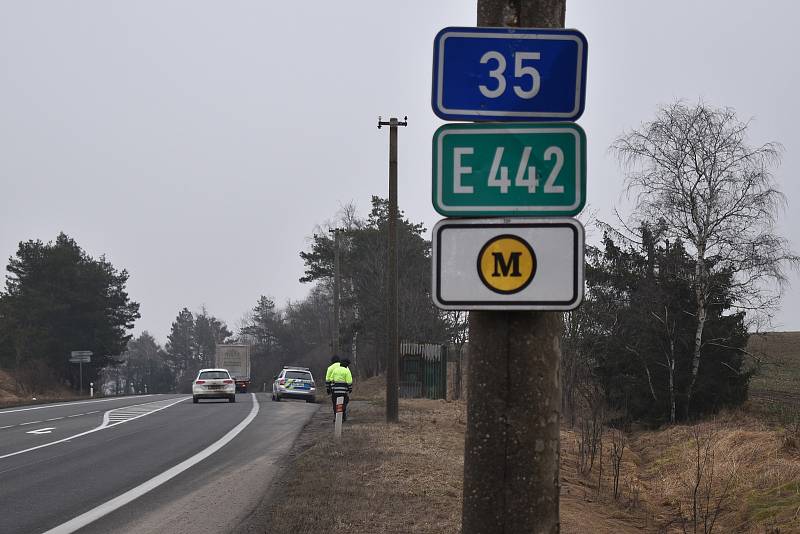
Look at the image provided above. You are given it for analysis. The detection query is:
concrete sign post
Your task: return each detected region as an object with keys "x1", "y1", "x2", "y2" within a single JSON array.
[{"x1": 436, "y1": 1, "x2": 580, "y2": 531}]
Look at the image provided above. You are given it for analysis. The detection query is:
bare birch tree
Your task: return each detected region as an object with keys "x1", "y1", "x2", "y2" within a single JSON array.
[
  {"x1": 645, "y1": 306, "x2": 680, "y2": 423},
  {"x1": 613, "y1": 101, "x2": 798, "y2": 418}
]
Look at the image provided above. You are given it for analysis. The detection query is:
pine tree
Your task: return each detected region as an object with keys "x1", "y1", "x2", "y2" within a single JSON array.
[
  {"x1": 165, "y1": 308, "x2": 196, "y2": 389},
  {"x1": 0, "y1": 233, "x2": 140, "y2": 391}
]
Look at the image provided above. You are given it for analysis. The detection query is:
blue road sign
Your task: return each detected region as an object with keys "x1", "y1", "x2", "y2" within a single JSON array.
[{"x1": 432, "y1": 27, "x2": 587, "y2": 122}]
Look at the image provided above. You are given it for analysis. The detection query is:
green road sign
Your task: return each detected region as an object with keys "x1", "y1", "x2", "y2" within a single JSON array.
[{"x1": 432, "y1": 122, "x2": 586, "y2": 216}]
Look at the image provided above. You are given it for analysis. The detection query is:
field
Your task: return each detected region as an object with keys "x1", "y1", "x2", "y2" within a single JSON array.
[{"x1": 748, "y1": 331, "x2": 800, "y2": 414}]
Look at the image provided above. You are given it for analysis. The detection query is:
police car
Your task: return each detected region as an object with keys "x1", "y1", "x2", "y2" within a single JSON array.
[{"x1": 272, "y1": 366, "x2": 316, "y2": 403}]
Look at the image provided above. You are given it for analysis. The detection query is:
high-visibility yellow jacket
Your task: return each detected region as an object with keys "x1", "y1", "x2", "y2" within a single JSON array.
[
  {"x1": 325, "y1": 362, "x2": 340, "y2": 382},
  {"x1": 330, "y1": 365, "x2": 353, "y2": 385}
]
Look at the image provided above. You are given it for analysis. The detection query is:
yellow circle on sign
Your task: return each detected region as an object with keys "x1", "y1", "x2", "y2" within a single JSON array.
[{"x1": 477, "y1": 234, "x2": 537, "y2": 294}]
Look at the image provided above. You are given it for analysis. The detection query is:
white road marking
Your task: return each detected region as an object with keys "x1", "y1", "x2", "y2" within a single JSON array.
[
  {"x1": 26, "y1": 428, "x2": 55, "y2": 435},
  {"x1": 98, "y1": 398, "x2": 188, "y2": 428},
  {"x1": 0, "y1": 396, "x2": 153, "y2": 414},
  {"x1": 66, "y1": 410, "x2": 99, "y2": 419},
  {"x1": 41, "y1": 394, "x2": 260, "y2": 534},
  {"x1": 0, "y1": 397, "x2": 189, "y2": 460},
  {"x1": 0, "y1": 411, "x2": 101, "y2": 430}
]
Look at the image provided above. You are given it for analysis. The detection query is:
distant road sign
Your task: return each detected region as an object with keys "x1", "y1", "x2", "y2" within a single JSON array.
[
  {"x1": 432, "y1": 218, "x2": 584, "y2": 310},
  {"x1": 432, "y1": 122, "x2": 586, "y2": 216},
  {"x1": 69, "y1": 351, "x2": 91, "y2": 363},
  {"x1": 432, "y1": 27, "x2": 587, "y2": 121}
]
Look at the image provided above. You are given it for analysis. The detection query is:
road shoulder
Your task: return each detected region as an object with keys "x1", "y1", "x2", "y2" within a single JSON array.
[
  {"x1": 239, "y1": 396, "x2": 655, "y2": 534},
  {"x1": 234, "y1": 398, "x2": 335, "y2": 533},
  {"x1": 238, "y1": 399, "x2": 465, "y2": 534}
]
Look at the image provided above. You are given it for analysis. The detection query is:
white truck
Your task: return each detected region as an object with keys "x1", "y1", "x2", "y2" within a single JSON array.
[{"x1": 215, "y1": 344, "x2": 251, "y2": 393}]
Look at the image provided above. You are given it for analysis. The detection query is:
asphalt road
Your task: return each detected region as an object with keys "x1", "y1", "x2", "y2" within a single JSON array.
[{"x1": 0, "y1": 392, "x2": 318, "y2": 534}]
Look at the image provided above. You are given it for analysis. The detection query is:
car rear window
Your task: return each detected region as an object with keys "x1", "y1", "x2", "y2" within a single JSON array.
[
  {"x1": 199, "y1": 371, "x2": 230, "y2": 380},
  {"x1": 285, "y1": 371, "x2": 312, "y2": 380}
]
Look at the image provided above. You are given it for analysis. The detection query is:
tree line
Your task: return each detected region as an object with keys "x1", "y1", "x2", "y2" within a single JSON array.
[
  {"x1": 1, "y1": 100, "x2": 795, "y2": 426},
  {"x1": 0, "y1": 233, "x2": 140, "y2": 393},
  {"x1": 104, "y1": 197, "x2": 461, "y2": 394},
  {"x1": 0, "y1": 196, "x2": 461, "y2": 396}
]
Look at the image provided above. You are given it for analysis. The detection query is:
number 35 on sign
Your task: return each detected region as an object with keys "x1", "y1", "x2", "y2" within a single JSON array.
[
  {"x1": 432, "y1": 122, "x2": 586, "y2": 217},
  {"x1": 432, "y1": 27, "x2": 587, "y2": 121}
]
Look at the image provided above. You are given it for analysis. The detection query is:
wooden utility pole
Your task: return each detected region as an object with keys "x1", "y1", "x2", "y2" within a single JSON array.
[
  {"x1": 378, "y1": 115, "x2": 408, "y2": 423},
  {"x1": 462, "y1": 2, "x2": 566, "y2": 533},
  {"x1": 329, "y1": 228, "x2": 342, "y2": 355}
]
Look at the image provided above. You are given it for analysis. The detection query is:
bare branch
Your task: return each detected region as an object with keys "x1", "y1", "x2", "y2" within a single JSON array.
[{"x1": 612, "y1": 100, "x2": 798, "y2": 416}]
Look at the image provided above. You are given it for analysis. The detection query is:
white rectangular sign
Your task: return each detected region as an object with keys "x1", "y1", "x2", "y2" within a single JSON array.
[{"x1": 432, "y1": 218, "x2": 584, "y2": 310}]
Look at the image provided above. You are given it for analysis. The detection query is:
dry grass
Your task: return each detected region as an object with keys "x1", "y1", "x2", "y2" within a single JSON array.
[
  {"x1": 633, "y1": 412, "x2": 800, "y2": 532},
  {"x1": 255, "y1": 389, "x2": 650, "y2": 534},
  {"x1": 349, "y1": 374, "x2": 386, "y2": 402},
  {"x1": 0, "y1": 369, "x2": 19, "y2": 403},
  {"x1": 253, "y1": 367, "x2": 800, "y2": 533},
  {"x1": 560, "y1": 426, "x2": 653, "y2": 533},
  {"x1": 0, "y1": 368, "x2": 81, "y2": 407},
  {"x1": 258, "y1": 399, "x2": 464, "y2": 534}
]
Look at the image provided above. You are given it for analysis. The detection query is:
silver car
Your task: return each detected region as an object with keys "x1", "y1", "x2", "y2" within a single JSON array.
[
  {"x1": 272, "y1": 367, "x2": 316, "y2": 403},
  {"x1": 192, "y1": 368, "x2": 236, "y2": 403}
]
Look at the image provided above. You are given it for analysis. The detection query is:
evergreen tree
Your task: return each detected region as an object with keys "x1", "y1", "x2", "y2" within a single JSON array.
[
  {"x1": 613, "y1": 101, "x2": 797, "y2": 417},
  {"x1": 165, "y1": 307, "x2": 231, "y2": 391},
  {"x1": 240, "y1": 295, "x2": 283, "y2": 388},
  {"x1": 0, "y1": 233, "x2": 140, "y2": 390},
  {"x1": 299, "y1": 197, "x2": 447, "y2": 376},
  {"x1": 584, "y1": 224, "x2": 750, "y2": 423},
  {"x1": 194, "y1": 307, "x2": 232, "y2": 367},
  {"x1": 165, "y1": 308, "x2": 196, "y2": 390},
  {"x1": 240, "y1": 296, "x2": 281, "y2": 349},
  {"x1": 119, "y1": 332, "x2": 174, "y2": 394}
]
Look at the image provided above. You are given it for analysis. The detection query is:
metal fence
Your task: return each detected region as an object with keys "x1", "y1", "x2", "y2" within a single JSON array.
[{"x1": 399, "y1": 341, "x2": 447, "y2": 399}]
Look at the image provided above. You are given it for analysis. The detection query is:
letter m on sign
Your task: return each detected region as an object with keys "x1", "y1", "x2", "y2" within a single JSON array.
[{"x1": 492, "y1": 252, "x2": 522, "y2": 278}]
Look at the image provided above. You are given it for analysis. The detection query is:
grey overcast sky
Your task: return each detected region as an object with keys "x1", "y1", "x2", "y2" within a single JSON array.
[{"x1": 1, "y1": 1, "x2": 798, "y2": 343}]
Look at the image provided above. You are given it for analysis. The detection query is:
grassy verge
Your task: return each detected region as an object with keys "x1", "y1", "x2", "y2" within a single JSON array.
[
  {"x1": 0, "y1": 368, "x2": 85, "y2": 408},
  {"x1": 254, "y1": 399, "x2": 464, "y2": 533},
  {"x1": 632, "y1": 412, "x2": 800, "y2": 532},
  {"x1": 246, "y1": 388, "x2": 649, "y2": 533},
  {"x1": 244, "y1": 376, "x2": 800, "y2": 533}
]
